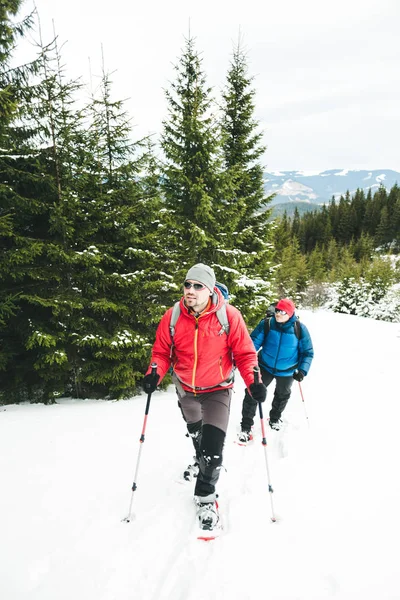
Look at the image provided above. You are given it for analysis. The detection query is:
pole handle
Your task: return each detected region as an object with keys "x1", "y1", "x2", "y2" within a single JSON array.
[
  {"x1": 253, "y1": 365, "x2": 264, "y2": 418},
  {"x1": 144, "y1": 362, "x2": 157, "y2": 415},
  {"x1": 253, "y1": 365, "x2": 260, "y2": 383}
]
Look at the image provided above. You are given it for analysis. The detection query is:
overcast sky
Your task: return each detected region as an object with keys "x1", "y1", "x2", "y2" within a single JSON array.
[{"x1": 16, "y1": 0, "x2": 400, "y2": 173}]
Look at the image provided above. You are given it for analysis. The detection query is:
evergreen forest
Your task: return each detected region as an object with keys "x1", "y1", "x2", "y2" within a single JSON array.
[{"x1": 1, "y1": 3, "x2": 399, "y2": 403}]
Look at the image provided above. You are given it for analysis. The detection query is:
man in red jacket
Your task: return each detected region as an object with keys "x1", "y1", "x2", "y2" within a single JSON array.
[{"x1": 142, "y1": 263, "x2": 266, "y2": 532}]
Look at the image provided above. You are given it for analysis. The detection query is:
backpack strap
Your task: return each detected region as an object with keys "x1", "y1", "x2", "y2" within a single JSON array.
[
  {"x1": 294, "y1": 320, "x2": 302, "y2": 340},
  {"x1": 216, "y1": 302, "x2": 230, "y2": 335},
  {"x1": 169, "y1": 302, "x2": 181, "y2": 341},
  {"x1": 169, "y1": 299, "x2": 230, "y2": 340},
  {"x1": 212, "y1": 290, "x2": 230, "y2": 335},
  {"x1": 264, "y1": 316, "x2": 271, "y2": 338}
]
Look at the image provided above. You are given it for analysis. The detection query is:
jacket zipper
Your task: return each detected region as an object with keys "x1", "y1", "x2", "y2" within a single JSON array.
[
  {"x1": 273, "y1": 331, "x2": 283, "y2": 373},
  {"x1": 192, "y1": 318, "x2": 199, "y2": 392}
]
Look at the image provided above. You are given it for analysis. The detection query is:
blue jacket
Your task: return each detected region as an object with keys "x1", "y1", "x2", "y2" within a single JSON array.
[{"x1": 250, "y1": 315, "x2": 314, "y2": 377}]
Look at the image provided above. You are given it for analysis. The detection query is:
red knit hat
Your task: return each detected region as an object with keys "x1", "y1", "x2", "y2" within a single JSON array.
[{"x1": 276, "y1": 298, "x2": 295, "y2": 317}]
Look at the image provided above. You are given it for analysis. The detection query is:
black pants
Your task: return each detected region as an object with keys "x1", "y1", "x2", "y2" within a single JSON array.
[
  {"x1": 240, "y1": 368, "x2": 293, "y2": 430},
  {"x1": 177, "y1": 388, "x2": 231, "y2": 499}
]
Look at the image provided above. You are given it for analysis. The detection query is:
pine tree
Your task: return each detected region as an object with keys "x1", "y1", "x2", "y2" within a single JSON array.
[
  {"x1": 364, "y1": 256, "x2": 395, "y2": 300},
  {"x1": 15, "y1": 30, "x2": 96, "y2": 402},
  {"x1": 1, "y1": 20, "x2": 165, "y2": 402},
  {"x1": 64, "y1": 63, "x2": 166, "y2": 398},
  {"x1": 274, "y1": 237, "x2": 308, "y2": 304},
  {"x1": 323, "y1": 239, "x2": 339, "y2": 279},
  {"x1": 375, "y1": 206, "x2": 391, "y2": 249},
  {"x1": 291, "y1": 207, "x2": 301, "y2": 239},
  {"x1": 307, "y1": 245, "x2": 326, "y2": 282},
  {"x1": 337, "y1": 193, "x2": 354, "y2": 244},
  {"x1": 0, "y1": 3, "x2": 59, "y2": 401},
  {"x1": 218, "y1": 40, "x2": 275, "y2": 321},
  {"x1": 319, "y1": 205, "x2": 333, "y2": 246},
  {"x1": 272, "y1": 213, "x2": 291, "y2": 261},
  {"x1": 352, "y1": 188, "x2": 366, "y2": 237},
  {"x1": 0, "y1": 2, "x2": 24, "y2": 343},
  {"x1": 161, "y1": 35, "x2": 222, "y2": 274},
  {"x1": 392, "y1": 196, "x2": 400, "y2": 251},
  {"x1": 329, "y1": 197, "x2": 340, "y2": 239},
  {"x1": 352, "y1": 232, "x2": 374, "y2": 263},
  {"x1": 335, "y1": 247, "x2": 361, "y2": 280}
]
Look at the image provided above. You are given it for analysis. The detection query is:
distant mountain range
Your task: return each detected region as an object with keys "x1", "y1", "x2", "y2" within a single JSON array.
[{"x1": 263, "y1": 169, "x2": 400, "y2": 217}]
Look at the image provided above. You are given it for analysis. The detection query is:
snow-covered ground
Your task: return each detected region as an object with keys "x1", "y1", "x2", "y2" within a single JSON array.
[{"x1": 1, "y1": 310, "x2": 399, "y2": 600}]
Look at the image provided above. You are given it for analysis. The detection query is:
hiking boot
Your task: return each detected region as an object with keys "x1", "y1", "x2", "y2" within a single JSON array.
[
  {"x1": 269, "y1": 419, "x2": 283, "y2": 431},
  {"x1": 195, "y1": 500, "x2": 220, "y2": 530},
  {"x1": 183, "y1": 459, "x2": 199, "y2": 481},
  {"x1": 237, "y1": 429, "x2": 253, "y2": 444}
]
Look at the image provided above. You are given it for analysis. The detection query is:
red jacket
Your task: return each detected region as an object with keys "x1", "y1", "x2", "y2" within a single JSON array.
[{"x1": 148, "y1": 289, "x2": 258, "y2": 392}]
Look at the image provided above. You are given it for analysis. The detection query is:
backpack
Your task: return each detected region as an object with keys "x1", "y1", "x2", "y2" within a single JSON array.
[
  {"x1": 215, "y1": 281, "x2": 229, "y2": 301},
  {"x1": 263, "y1": 303, "x2": 302, "y2": 340},
  {"x1": 169, "y1": 281, "x2": 230, "y2": 340},
  {"x1": 266, "y1": 302, "x2": 277, "y2": 318}
]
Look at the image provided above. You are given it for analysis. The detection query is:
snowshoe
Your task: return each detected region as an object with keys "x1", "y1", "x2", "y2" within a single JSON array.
[
  {"x1": 197, "y1": 501, "x2": 219, "y2": 530},
  {"x1": 269, "y1": 419, "x2": 283, "y2": 431},
  {"x1": 237, "y1": 429, "x2": 253, "y2": 444}
]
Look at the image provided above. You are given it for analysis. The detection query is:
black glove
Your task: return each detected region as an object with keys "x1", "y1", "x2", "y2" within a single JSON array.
[
  {"x1": 142, "y1": 372, "x2": 160, "y2": 394},
  {"x1": 249, "y1": 382, "x2": 267, "y2": 403},
  {"x1": 293, "y1": 370, "x2": 305, "y2": 382}
]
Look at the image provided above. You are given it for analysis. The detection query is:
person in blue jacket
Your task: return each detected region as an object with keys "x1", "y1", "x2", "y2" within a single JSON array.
[{"x1": 238, "y1": 298, "x2": 314, "y2": 442}]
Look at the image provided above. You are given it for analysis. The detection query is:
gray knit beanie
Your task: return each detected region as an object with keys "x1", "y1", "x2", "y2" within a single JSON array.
[{"x1": 185, "y1": 263, "x2": 216, "y2": 293}]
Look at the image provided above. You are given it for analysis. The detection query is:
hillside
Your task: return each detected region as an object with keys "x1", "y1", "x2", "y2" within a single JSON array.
[
  {"x1": 1, "y1": 310, "x2": 399, "y2": 600},
  {"x1": 265, "y1": 169, "x2": 400, "y2": 217}
]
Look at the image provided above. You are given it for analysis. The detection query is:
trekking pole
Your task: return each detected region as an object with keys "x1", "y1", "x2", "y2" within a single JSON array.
[
  {"x1": 122, "y1": 362, "x2": 157, "y2": 523},
  {"x1": 254, "y1": 366, "x2": 277, "y2": 523},
  {"x1": 298, "y1": 381, "x2": 310, "y2": 428}
]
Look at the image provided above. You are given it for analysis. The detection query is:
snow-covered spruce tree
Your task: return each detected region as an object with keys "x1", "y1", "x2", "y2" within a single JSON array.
[
  {"x1": 160, "y1": 35, "x2": 223, "y2": 281},
  {"x1": 369, "y1": 287, "x2": 400, "y2": 323},
  {"x1": 326, "y1": 277, "x2": 364, "y2": 315},
  {"x1": 387, "y1": 184, "x2": 400, "y2": 251},
  {"x1": 3, "y1": 34, "x2": 98, "y2": 403},
  {"x1": 0, "y1": 4, "x2": 63, "y2": 403},
  {"x1": 217, "y1": 40, "x2": 275, "y2": 323},
  {"x1": 326, "y1": 276, "x2": 384, "y2": 317},
  {"x1": 274, "y1": 237, "x2": 308, "y2": 305},
  {"x1": 393, "y1": 195, "x2": 400, "y2": 251},
  {"x1": 63, "y1": 65, "x2": 168, "y2": 399},
  {"x1": 0, "y1": 2, "x2": 25, "y2": 365},
  {"x1": 306, "y1": 244, "x2": 327, "y2": 283},
  {"x1": 1, "y1": 25, "x2": 164, "y2": 402},
  {"x1": 326, "y1": 256, "x2": 398, "y2": 320}
]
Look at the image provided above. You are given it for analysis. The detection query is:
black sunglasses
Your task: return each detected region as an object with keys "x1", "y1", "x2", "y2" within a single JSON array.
[
  {"x1": 275, "y1": 308, "x2": 287, "y2": 315},
  {"x1": 184, "y1": 281, "x2": 206, "y2": 291}
]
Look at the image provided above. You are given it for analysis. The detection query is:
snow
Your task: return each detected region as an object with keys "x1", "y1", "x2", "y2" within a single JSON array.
[
  {"x1": 295, "y1": 170, "x2": 323, "y2": 177},
  {"x1": 280, "y1": 180, "x2": 315, "y2": 194},
  {"x1": 1, "y1": 309, "x2": 400, "y2": 600}
]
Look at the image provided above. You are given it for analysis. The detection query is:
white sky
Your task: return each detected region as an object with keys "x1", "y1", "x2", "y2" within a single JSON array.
[
  {"x1": 14, "y1": 0, "x2": 400, "y2": 172},
  {"x1": 1, "y1": 309, "x2": 400, "y2": 598}
]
